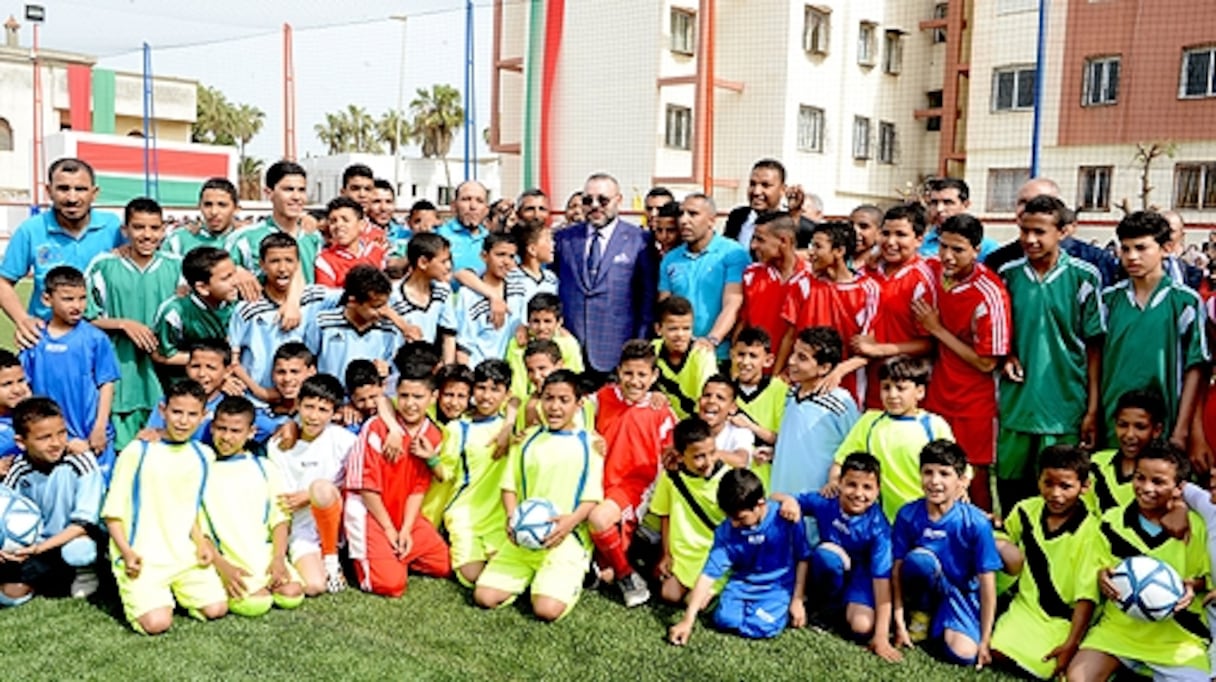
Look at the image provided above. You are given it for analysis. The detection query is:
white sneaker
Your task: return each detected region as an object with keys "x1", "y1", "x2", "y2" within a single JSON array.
[
  {"x1": 619, "y1": 571, "x2": 651, "y2": 608},
  {"x1": 323, "y1": 554, "x2": 346, "y2": 593},
  {"x1": 70, "y1": 567, "x2": 99, "y2": 598}
]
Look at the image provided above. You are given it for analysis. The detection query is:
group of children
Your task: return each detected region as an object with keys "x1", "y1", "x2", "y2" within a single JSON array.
[{"x1": 2, "y1": 158, "x2": 1216, "y2": 680}]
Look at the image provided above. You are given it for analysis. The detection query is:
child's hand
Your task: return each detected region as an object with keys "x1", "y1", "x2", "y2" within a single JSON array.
[
  {"x1": 513, "y1": 323, "x2": 529, "y2": 347},
  {"x1": 372, "y1": 359, "x2": 390, "y2": 378},
  {"x1": 217, "y1": 559, "x2": 251, "y2": 598},
  {"x1": 267, "y1": 557, "x2": 290, "y2": 589},
  {"x1": 87, "y1": 423, "x2": 108, "y2": 454},
  {"x1": 1161, "y1": 498, "x2": 1192, "y2": 541},
  {"x1": 277, "y1": 491, "x2": 310, "y2": 514},
  {"x1": 67, "y1": 438, "x2": 90, "y2": 456},
  {"x1": 1003, "y1": 356, "x2": 1025, "y2": 383},
  {"x1": 382, "y1": 428, "x2": 405, "y2": 462},
  {"x1": 395, "y1": 528, "x2": 414, "y2": 559},
  {"x1": 661, "y1": 446, "x2": 681, "y2": 472},
  {"x1": 648, "y1": 393, "x2": 669, "y2": 411},
  {"x1": 778, "y1": 497, "x2": 802, "y2": 523},
  {"x1": 788, "y1": 598, "x2": 806, "y2": 629},
  {"x1": 1175, "y1": 582, "x2": 1196, "y2": 612},
  {"x1": 273, "y1": 420, "x2": 300, "y2": 450},
  {"x1": 410, "y1": 433, "x2": 435, "y2": 462},
  {"x1": 121, "y1": 319, "x2": 159, "y2": 354},
  {"x1": 339, "y1": 404, "x2": 362, "y2": 427},
  {"x1": 1097, "y1": 567, "x2": 1119, "y2": 601},
  {"x1": 976, "y1": 642, "x2": 992, "y2": 670},
  {"x1": 657, "y1": 554, "x2": 674, "y2": 581},
  {"x1": 892, "y1": 624, "x2": 913, "y2": 649},
  {"x1": 910, "y1": 299, "x2": 943, "y2": 335},
  {"x1": 819, "y1": 480, "x2": 840, "y2": 499},
  {"x1": 849, "y1": 334, "x2": 880, "y2": 358},
  {"x1": 668, "y1": 620, "x2": 694, "y2": 646},
  {"x1": 1043, "y1": 641, "x2": 1078, "y2": 678},
  {"x1": 0, "y1": 454, "x2": 10, "y2": 477},
  {"x1": 542, "y1": 515, "x2": 574, "y2": 549},
  {"x1": 400, "y1": 323, "x2": 424, "y2": 342},
  {"x1": 870, "y1": 638, "x2": 903, "y2": 663},
  {"x1": 814, "y1": 368, "x2": 845, "y2": 395},
  {"x1": 196, "y1": 542, "x2": 215, "y2": 567},
  {"x1": 752, "y1": 446, "x2": 773, "y2": 465},
  {"x1": 135, "y1": 427, "x2": 162, "y2": 444},
  {"x1": 232, "y1": 268, "x2": 263, "y2": 306},
  {"x1": 221, "y1": 374, "x2": 246, "y2": 397},
  {"x1": 489, "y1": 296, "x2": 507, "y2": 329},
  {"x1": 121, "y1": 551, "x2": 143, "y2": 579},
  {"x1": 0, "y1": 549, "x2": 27, "y2": 564}
]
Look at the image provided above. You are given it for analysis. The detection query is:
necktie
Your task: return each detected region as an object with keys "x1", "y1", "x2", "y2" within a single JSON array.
[{"x1": 588, "y1": 229, "x2": 603, "y2": 279}]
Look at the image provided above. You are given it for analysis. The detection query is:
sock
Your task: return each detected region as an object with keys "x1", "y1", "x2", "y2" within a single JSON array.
[
  {"x1": 589, "y1": 526, "x2": 631, "y2": 578},
  {"x1": 311, "y1": 499, "x2": 343, "y2": 556}
]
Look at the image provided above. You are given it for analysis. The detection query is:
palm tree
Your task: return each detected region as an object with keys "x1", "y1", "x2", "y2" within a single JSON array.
[
  {"x1": 193, "y1": 85, "x2": 235, "y2": 146},
  {"x1": 230, "y1": 103, "x2": 265, "y2": 170},
  {"x1": 410, "y1": 84, "x2": 464, "y2": 193},
  {"x1": 238, "y1": 156, "x2": 264, "y2": 201},
  {"x1": 344, "y1": 105, "x2": 382, "y2": 155},
  {"x1": 314, "y1": 112, "x2": 349, "y2": 155},
  {"x1": 377, "y1": 109, "x2": 411, "y2": 156}
]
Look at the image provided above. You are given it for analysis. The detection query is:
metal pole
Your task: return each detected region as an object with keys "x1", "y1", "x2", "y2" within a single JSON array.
[
  {"x1": 1030, "y1": 0, "x2": 1048, "y2": 177},
  {"x1": 143, "y1": 42, "x2": 152, "y2": 198},
  {"x1": 392, "y1": 16, "x2": 407, "y2": 198},
  {"x1": 464, "y1": 0, "x2": 473, "y2": 182},
  {"x1": 30, "y1": 22, "x2": 41, "y2": 208}
]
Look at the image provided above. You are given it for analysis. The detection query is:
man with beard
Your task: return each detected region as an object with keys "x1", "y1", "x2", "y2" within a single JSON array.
[{"x1": 724, "y1": 159, "x2": 814, "y2": 255}]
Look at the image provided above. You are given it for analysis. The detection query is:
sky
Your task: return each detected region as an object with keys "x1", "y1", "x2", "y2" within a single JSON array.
[{"x1": 15, "y1": 0, "x2": 495, "y2": 162}]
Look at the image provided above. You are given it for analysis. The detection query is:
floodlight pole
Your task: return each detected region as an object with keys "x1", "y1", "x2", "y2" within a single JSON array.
[
  {"x1": 26, "y1": 4, "x2": 44, "y2": 209},
  {"x1": 391, "y1": 15, "x2": 408, "y2": 198}
]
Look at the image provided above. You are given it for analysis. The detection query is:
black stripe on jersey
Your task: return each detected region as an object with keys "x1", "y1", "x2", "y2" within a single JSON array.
[
  {"x1": 300, "y1": 287, "x2": 329, "y2": 306},
  {"x1": 238, "y1": 300, "x2": 279, "y2": 322},
  {"x1": 655, "y1": 374, "x2": 696, "y2": 416},
  {"x1": 2, "y1": 459, "x2": 31, "y2": 488},
  {"x1": 65, "y1": 453, "x2": 98, "y2": 477},
  {"x1": 812, "y1": 393, "x2": 850, "y2": 415},
  {"x1": 316, "y1": 310, "x2": 396, "y2": 335},
  {"x1": 1100, "y1": 519, "x2": 1144, "y2": 560},
  {"x1": 1018, "y1": 507, "x2": 1073, "y2": 621},
  {"x1": 1176, "y1": 610, "x2": 1209, "y2": 641},
  {"x1": 735, "y1": 376, "x2": 771, "y2": 404},
  {"x1": 1092, "y1": 468, "x2": 1118, "y2": 513},
  {"x1": 1121, "y1": 502, "x2": 1172, "y2": 550}
]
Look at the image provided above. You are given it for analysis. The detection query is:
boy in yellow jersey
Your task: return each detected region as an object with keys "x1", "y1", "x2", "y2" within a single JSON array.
[
  {"x1": 517, "y1": 340, "x2": 594, "y2": 431},
  {"x1": 473, "y1": 370, "x2": 604, "y2": 622},
  {"x1": 1084, "y1": 388, "x2": 1165, "y2": 516},
  {"x1": 505, "y1": 293, "x2": 584, "y2": 403},
  {"x1": 653, "y1": 416, "x2": 731, "y2": 604},
  {"x1": 729, "y1": 327, "x2": 787, "y2": 448},
  {"x1": 202, "y1": 396, "x2": 304, "y2": 616},
  {"x1": 432, "y1": 363, "x2": 474, "y2": 427},
  {"x1": 102, "y1": 379, "x2": 228, "y2": 634},
  {"x1": 653, "y1": 296, "x2": 717, "y2": 420}
]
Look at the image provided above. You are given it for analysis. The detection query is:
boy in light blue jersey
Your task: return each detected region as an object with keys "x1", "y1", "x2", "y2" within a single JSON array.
[
  {"x1": 455, "y1": 232, "x2": 525, "y2": 366},
  {"x1": 390, "y1": 232, "x2": 457, "y2": 364},
  {"x1": 307, "y1": 265, "x2": 402, "y2": 382},
  {"x1": 505, "y1": 220, "x2": 559, "y2": 316}
]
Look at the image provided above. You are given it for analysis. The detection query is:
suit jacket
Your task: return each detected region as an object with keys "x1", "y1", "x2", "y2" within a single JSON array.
[
  {"x1": 723, "y1": 206, "x2": 815, "y2": 249},
  {"x1": 553, "y1": 219, "x2": 659, "y2": 372},
  {"x1": 986, "y1": 236, "x2": 1123, "y2": 288}
]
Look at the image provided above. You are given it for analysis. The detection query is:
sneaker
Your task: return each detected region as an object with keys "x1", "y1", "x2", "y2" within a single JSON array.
[
  {"x1": 584, "y1": 560, "x2": 602, "y2": 591},
  {"x1": 907, "y1": 610, "x2": 930, "y2": 644},
  {"x1": 70, "y1": 567, "x2": 99, "y2": 599},
  {"x1": 619, "y1": 571, "x2": 651, "y2": 608},
  {"x1": 323, "y1": 554, "x2": 346, "y2": 593}
]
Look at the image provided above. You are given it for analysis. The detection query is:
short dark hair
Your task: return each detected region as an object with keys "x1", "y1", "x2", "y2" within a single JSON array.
[
  {"x1": 124, "y1": 197, "x2": 163, "y2": 225},
  {"x1": 373, "y1": 178, "x2": 395, "y2": 195},
  {"x1": 524, "y1": 338, "x2": 563, "y2": 364},
  {"x1": 1136, "y1": 439, "x2": 1191, "y2": 485},
  {"x1": 483, "y1": 230, "x2": 515, "y2": 254},
  {"x1": 44, "y1": 265, "x2": 86, "y2": 293},
  {"x1": 341, "y1": 164, "x2": 374, "y2": 188},
  {"x1": 717, "y1": 467, "x2": 766, "y2": 515},
  {"x1": 656, "y1": 295, "x2": 694, "y2": 322},
  {"x1": 265, "y1": 160, "x2": 307, "y2": 189},
  {"x1": 344, "y1": 360, "x2": 382, "y2": 394},
  {"x1": 12, "y1": 397, "x2": 63, "y2": 437},
  {"x1": 657, "y1": 201, "x2": 682, "y2": 220},
  {"x1": 703, "y1": 374, "x2": 736, "y2": 399},
  {"x1": 165, "y1": 378, "x2": 208, "y2": 406},
  {"x1": 406, "y1": 232, "x2": 450, "y2": 266},
  {"x1": 733, "y1": 326, "x2": 771, "y2": 351},
  {"x1": 840, "y1": 451, "x2": 882, "y2": 482},
  {"x1": 474, "y1": 358, "x2": 512, "y2": 387},
  {"x1": 0, "y1": 349, "x2": 20, "y2": 370},
  {"x1": 542, "y1": 368, "x2": 584, "y2": 398},
  {"x1": 883, "y1": 203, "x2": 928, "y2": 237},
  {"x1": 182, "y1": 246, "x2": 232, "y2": 287},
  {"x1": 795, "y1": 326, "x2": 843, "y2": 367},
  {"x1": 1022, "y1": 195, "x2": 1073, "y2": 229},
  {"x1": 938, "y1": 214, "x2": 984, "y2": 247},
  {"x1": 526, "y1": 292, "x2": 562, "y2": 318},
  {"x1": 188, "y1": 337, "x2": 232, "y2": 361},
  {"x1": 674, "y1": 415, "x2": 713, "y2": 453},
  {"x1": 397, "y1": 356, "x2": 436, "y2": 390},
  {"x1": 754, "y1": 211, "x2": 797, "y2": 238},
  {"x1": 516, "y1": 187, "x2": 548, "y2": 206},
  {"x1": 811, "y1": 221, "x2": 857, "y2": 260},
  {"x1": 48, "y1": 157, "x2": 96, "y2": 184},
  {"x1": 259, "y1": 232, "x2": 300, "y2": 260},
  {"x1": 1037, "y1": 444, "x2": 1090, "y2": 482},
  {"x1": 751, "y1": 158, "x2": 786, "y2": 184},
  {"x1": 1116, "y1": 210, "x2": 1171, "y2": 246},
  {"x1": 214, "y1": 395, "x2": 256, "y2": 424},
  {"x1": 327, "y1": 195, "x2": 364, "y2": 220},
  {"x1": 409, "y1": 199, "x2": 438, "y2": 217},
  {"x1": 200, "y1": 177, "x2": 238, "y2": 203},
  {"x1": 273, "y1": 341, "x2": 316, "y2": 368},
  {"x1": 919, "y1": 439, "x2": 968, "y2": 476},
  {"x1": 927, "y1": 177, "x2": 970, "y2": 202},
  {"x1": 512, "y1": 220, "x2": 550, "y2": 254},
  {"x1": 343, "y1": 265, "x2": 392, "y2": 304},
  {"x1": 646, "y1": 187, "x2": 675, "y2": 202},
  {"x1": 395, "y1": 340, "x2": 441, "y2": 376},
  {"x1": 435, "y1": 363, "x2": 475, "y2": 391},
  {"x1": 299, "y1": 374, "x2": 346, "y2": 407},
  {"x1": 877, "y1": 355, "x2": 931, "y2": 387},
  {"x1": 1115, "y1": 388, "x2": 1167, "y2": 426},
  {"x1": 618, "y1": 339, "x2": 657, "y2": 366},
  {"x1": 851, "y1": 204, "x2": 883, "y2": 223}
]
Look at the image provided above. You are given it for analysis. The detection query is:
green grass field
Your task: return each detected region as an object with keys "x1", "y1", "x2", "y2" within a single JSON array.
[
  {"x1": 3, "y1": 578, "x2": 1022, "y2": 681},
  {"x1": 0, "y1": 279, "x2": 28, "y2": 353}
]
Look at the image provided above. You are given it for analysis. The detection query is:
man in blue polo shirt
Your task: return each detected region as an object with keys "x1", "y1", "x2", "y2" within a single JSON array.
[
  {"x1": 659, "y1": 193, "x2": 748, "y2": 360},
  {"x1": 438, "y1": 181, "x2": 490, "y2": 285},
  {"x1": 0, "y1": 158, "x2": 123, "y2": 347}
]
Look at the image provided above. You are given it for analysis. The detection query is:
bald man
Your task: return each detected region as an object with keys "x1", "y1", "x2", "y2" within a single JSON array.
[{"x1": 1162, "y1": 210, "x2": 1203, "y2": 289}]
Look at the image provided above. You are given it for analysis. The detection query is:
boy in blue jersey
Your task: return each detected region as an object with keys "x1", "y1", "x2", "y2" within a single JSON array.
[
  {"x1": 0, "y1": 398, "x2": 104, "y2": 606},
  {"x1": 774, "y1": 452, "x2": 901, "y2": 661},
  {"x1": 0, "y1": 350, "x2": 32, "y2": 467},
  {"x1": 891, "y1": 440, "x2": 1003, "y2": 669},
  {"x1": 391, "y1": 232, "x2": 457, "y2": 364},
  {"x1": 308, "y1": 265, "x2": 402, "y2": 382},
  {"x1": 455, "y1": 232, "x2": 524, "y2": 366},
  {"x1": 20, "y1": 266, "x2": 121, "y2": 479},
  {"x1": 668, "y1": 468, "x2": 811, "y2": 644}
]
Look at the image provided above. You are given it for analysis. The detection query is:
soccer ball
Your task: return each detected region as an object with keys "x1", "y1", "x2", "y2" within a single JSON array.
[
  {"x1": 1109, "y1": 555, "x2": 1185, "y2": 622},
  {"x1": 512, "y1": 498, "x2": 558, "y2": 550},
  {"x1": 0, "y1": 485, "x2": 42, "y2": 553}
]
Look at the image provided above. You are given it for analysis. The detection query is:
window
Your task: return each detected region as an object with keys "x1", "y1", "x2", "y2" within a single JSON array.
[
  {"x1": 437, "y1": 186, "x2": 455, "y2": 206},
  {"x1": 878, "y1": 122, "x2": 896, "y2": 164},
  {"x1": 670, "y1": 8, "x2": 696, "y2": 56},
  {"x1": 0, "y1": 118, "x2": 13, "y2": 151},
  {"x1": 1181, "y1": 46, "x2": 1216, "y2": 98},
  {"x1": 926, "y1": 90, "x2": 943, "y2": 131},
  {"x1": 884, "y1": 30, "x2": 904, "y2": 75},
  {"x1": 992, "y1": 66, "x2": 1036, "y2": 111},
  {"x1": 804, "y1": 6, "x2": 830, "y2": 55},
  {"x1": 1077, "y1": 166, "x2": 1113, "y2": 211},
  {"x1": 1174, "y1": 163, "x2": 1216, "y2": 209},
  {"x1": 987, "y1": 168, "x2": 1030, "y2": 211},
  {"x1": 997, "y1": 0, "x2": 1036, "y2": 13},
  {"x1": 1083, "y1": 56, "x2": 1120, "y2": 106},
  {"x1": 665, "y1": 105, "x2": 692, "y2": 150},
  {"x1": 852, "y1": 116, "x2": 871, "y2": 160},
  {"x1": 797, "y1": 106, "x2": 825, "y2": 152},
  {"x1": 932, "y1": 3, "x2": 948, "y2": 44},
  {"x1": 858, "y1": 22, "x2": 877, "y2": 66}
]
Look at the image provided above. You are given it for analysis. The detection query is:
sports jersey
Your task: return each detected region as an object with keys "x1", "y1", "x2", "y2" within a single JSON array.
[
  {"x1": 702, "y1": 504, "x2": 812, "y2": 597},
  {"x1": 739, "y1": 259, "x2": 811, "y2": 357},
  {"x1": 306, "y1": 309, "x2": 402, "y2": 381},
  {"x1": 434, "y1": 219, "x2": 488, "y2": 283},
  {"x1": 793, "y1": 491, "x2": 892, "y2": 580},
  {"x1": 85, "y1": 250, "x2": 183, "y2": 414},
  {"x1": 266, "y1": 422, "x2": 354, "y2": 530},
  {"x1": 0, "y1": 415, "x2": 17, "y2": 458},
  {"x1": 1082, "y1": 503, "x2": 1210, "y2": 671},
  {"x1": 163, "y1": 225, "x2": 230, "y2": 257},
  {"x1": 998, "y1": 254, "x2": 1105, "y2": 434},
  {"x1": 659, "y1": 235, "x2": 750, "y2": 350},
  {"x1": 892, "y1": 499, "x2": 1003, "y2": 598},
  {"x1": 146, "y1": 392, "x2": 280, "y2": 445},
  {"x1": 770, "y1": 388, "x2": 860, "y2": 498},
  {"x1": 595, "y1": 385, "x2": 675, "y2": 493},
  {"x1": 515, "y1": 392, "x2": 597, "y2": 435},
  {"x1": 202, "y1": 453, "x2": 291, "y2": 575},
  {"x1": 1101, "y1": 277, "x2": 1209, "y2": 441},
  {"x1": 991, "y1": 497, "x2": 1103, "y2": 679},
  {"x1": 864, "y1": 258, "x2": 935, "y2": 408},
  {"x1": 226, "y1": 217, "x2": 323, "y2": 284},
  {"x1": 714, "y1": 422, "x2": 755, "y2": 461},
  {"x1": 454, "y1": 281, "x2": 527, "y2": 366},
  {"x1": 1084, "y1": 449, "x2": 1136, "y2": 516},
  {"x1": 734, "y1": 376, "x2": 788, "y2": 442},
  {"x1": 390, "y1": 279, "x2": 458, "y2": 347},
  {"x1": 229, "y1": 285, "x2": 337, "y2": 390},
  {"x1": 834, "y1": 410, "x2": 954, "y2": 521},
  {"x1": 653, "y1": 341, "x2": 717, "y2": 419},
  {"x1": 506, "y1": 333, "x2": 585, "y2": 402},
  {"x1": 345, "y1": 417, "x2": 441, "y2": 537},
  {"x1": 440, "y1": 414, "x2": 511, "y2": 544},
  {"x1": 314, "y1": 241, "x2": 388, "y2": 289},
  {"x1": 923, "y1": 260, "x2": 1010, "y2": 420},
  {"x1": 781, "y1": 271, "x2": 880, "y2": 404},
  {"x1": 154, "y1": 293, "x2": 235, "y2": 360},
  {"x1": 505, "y1": 266, "x2": 559, "y2": 318},
  {"x1": 503, "y1": 427, "x2": 604, "y2": 523},
  {"x1": 650, "y1": 463, "x2": 730, "y2": 588},
  {"x1": 3, "y1": 452, "x2": 103, "y2": 538}
]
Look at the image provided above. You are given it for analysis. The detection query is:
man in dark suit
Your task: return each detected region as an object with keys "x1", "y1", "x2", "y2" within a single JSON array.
[
  {"x1": 553, "y1": 173, "x2": 658, "y2": 383},
  {"x1": 723, "y1": 158, "x2": 815, "y2": 253}
]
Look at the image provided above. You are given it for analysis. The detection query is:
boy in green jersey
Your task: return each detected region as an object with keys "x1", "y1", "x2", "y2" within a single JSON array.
[
  {"x1": 165, "y1": 178, "x2": 239, "y2": 256},
  {"x1": 653, "y1": 296, "x2": 717, "y2": 420},
  {"x1": 153, "y1": 247, "x2": 239, "y2": 369},
  {"x1": 226, "y1": 161, "x2": 323, "y2": 284}
]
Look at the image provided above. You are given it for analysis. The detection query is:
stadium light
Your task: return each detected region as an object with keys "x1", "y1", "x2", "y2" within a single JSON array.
[{"x1": 24, "y1": 5, "x2": 44, "y2": 22}]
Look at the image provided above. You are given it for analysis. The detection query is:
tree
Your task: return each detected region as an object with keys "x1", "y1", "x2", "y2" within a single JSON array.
[
  {"x1": 238, "y1": 156, "x2": 264, "y2": 202},
  {"x1": 314, "y1": 112, "x2": 348, "y2": 155},
  {"x1": 377, "y1": 110, "x2": 411, "y2": 156},
  {"x1": 193, "y1": 85, "x2": 235, "y2": 146},
  {"x1": 313, "y1": 106, "x2": 384, "y2": 154},
  {"x1": 410, "y1": 84, "x2": 464, "y2": 193},
  {"x1": 230, "y1": 103, "x2": 265, "y2": 171},
  {"x1": 1116, "y1": 141, "x2": 1179, "y2": 214}
]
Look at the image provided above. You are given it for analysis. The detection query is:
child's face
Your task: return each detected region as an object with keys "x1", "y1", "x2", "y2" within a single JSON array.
[
  {"x1": 420, "y1": 248, "x2": 453, "y2": 282},
  {"x1": 879, "y1": 218, "x2": 921, "y2": 266},
  {"x1": 681, "y1": 437, "x2": 719, "y2": 477},
  {"x1": 198, "y1": 257, "x2": 239, "y2": 303},
  {"x1": 1018, "y1": 213, "x2": 1064, "y2": 265},
  {"x1": 0, "y1": 365, "x2": 32, "y2": 410},
  {"x1": 808, "y1": 232, "x2": 843, "y2": 273},
  {"x1": 850, "y1": 210, "x2": 880, "y2": 256},
  {"x1": 1115, "y1": 407, "x2": 1162, "y2": 458},
  {"x1": 199, "y1": 188, "x2": 237, "y2": 235},
  {"x1": 161, "y1": 395, "x2": 206, "y2": 441},
  {"x1": 1119, "y1": 235, "x2": 1164, "y2": 279},
  {"x1": 298, "y1": 396, "x2": 337, "y2": 440},
  {"x1": 211, "y1": 412, "x2": 254, "y2": 457},
  {"x1": 347, "y1": 292, "x2": 389, "y2": 327},
  {"x1": 652, "y1": 217, "x2": 681, "y2": 252},
  {"x1": 124, "y1": 211, "x2": 166, "y2": 258},
  {"x1": 839, "y1": 468, "x2": 880, "y2": 516},
  {"x1": 617, "y1": 358, "x2": 657, "y2": 403},
  {"x1": 1132, "y1": 458, "x2": 1181, "y2": 513},
  {"x1": 728, "y1": 499, "x2": 767, "y2": 529},
  {"x1": 698, "y1": 382, "x2": 735, "y2": 429},
  {"x1": 272, "y1": 358, "x2": 316, "y2": 401},
  {"x1": 472, "y1": 378, "x2": 508, "y2": 417},
  {"x1": 342, "y1": 176, "x2": 375, "y2": 210},
  {"x1": 656, "y1": 314, "x2": 694, "y2": 354},
  {"x1": 437, "y1": 381, "x2": 471, "y2": 421},
  {"x1": 531, "y1": 228, "x2": 555, "y2": 264},
  {"x1": 408, "y1": 209, "x2": 439, "y2": 232},
  {"x1": 260, "y1": 246, "x2": 300, "y2": 294},
  {"x1": 920, "y1": 463, "x2": 964, "y2": 506},
  {"x1": 748, "y1": 223, "x2": 784, "y2": 264},
  {"x1": 786, "y1": 340, "x2": 828, "y2": 385},
  {"x1": 730, "y1": 342, "x2": 771, "y2": 385},
  {"x1": 395, "y1": 379, "x2": 434, "y2": 427},
  {"x1": 350, "y1": 383, "x2": 384, "y2": 418},
  {"x1": 937, "y1": 231, "x2": 978, "y2": 279},
  {"x1": 879, "y1": 378, "x2": 923, "y2": 416},
  {"x1": 525, "y1": 353, "x2": 560, "y2": 392},
  {"x1": 18, "y1": 415, "x2": 67, "y2": 466},
  {"x1": 540, "y1": 381, "x2": 580, "y2": 430},
  {"x1": 328, "y1": 207, "x2": 363, "y2": 248},
  {"x1": 266, "y1": 174, "x2": 307, "y2": 220},
  {"x1": 1039, "y1": 467, "x2": 1087, "y2": 517},
  {"x1": 43, "y1": 285, "x2": 87, "y2": 325},
  {"x1": 482, "y1": 242, "x2": 518, "y2": 280},
  {"x1": 186, "y1": 350, "x2": 229, "y2": 396},
  {"x1": 527, "y1": 310, "x2": 561, "y2": 340}
]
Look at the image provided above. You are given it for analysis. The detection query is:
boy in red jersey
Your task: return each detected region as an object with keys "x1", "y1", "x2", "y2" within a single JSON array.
[
  {"x1": 913, "y1": 215, "x2": 1011, "y2": 511},
  {"x1": 736, "y1": 212, "x2": 810, "y2": 358},
  {"x1": 589, "y1": 339, "x2": 677, "y2": 607}
]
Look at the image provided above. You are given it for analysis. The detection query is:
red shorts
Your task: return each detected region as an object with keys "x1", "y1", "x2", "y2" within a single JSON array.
[
  {"x1": 603, "y1": 482, "x2": 656, "y2": 544},
  {"x1": 943, "y1": 414, "x2": 997, "y2": 466},
  {"x1": 352, "y1": 516, "x2": 451, "y2": 598}
]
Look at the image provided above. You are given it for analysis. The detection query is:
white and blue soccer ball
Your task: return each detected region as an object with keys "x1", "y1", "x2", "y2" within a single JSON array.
[
  {"x1": 1109, "y1": 555, "x2": 1185, "y2": 622},
  {"x1": 512, "y1": 498, "x2": 558, "y2": 550},
  {"x1": 0, "y1": 484, "x2": 42, "y2": 553}
]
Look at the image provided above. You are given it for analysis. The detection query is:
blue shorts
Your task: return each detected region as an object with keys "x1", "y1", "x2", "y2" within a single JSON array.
[
  {"x1": 713, "y1": 583, "x2": 791, "y2": 639},
  {"x1": 901, "y1": 548, "x2": 981, "y2": 647}
]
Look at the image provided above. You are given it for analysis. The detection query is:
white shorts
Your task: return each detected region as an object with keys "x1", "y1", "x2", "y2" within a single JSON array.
[
  {"x1": 288, "y1": 513, "x2": 321, "y2": 564},
  {"x1": 1116, "y1": 656, "x2": 1208, "y2": 682}
]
